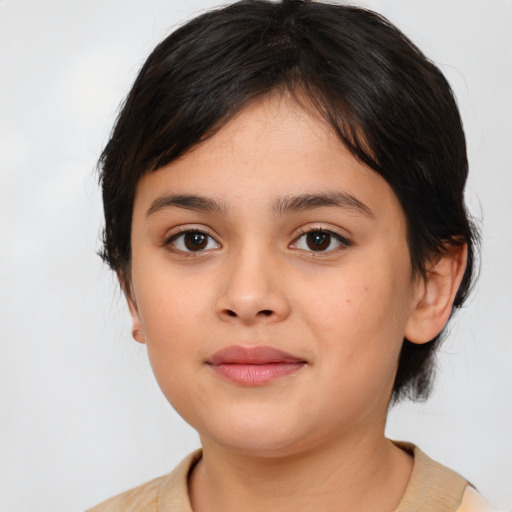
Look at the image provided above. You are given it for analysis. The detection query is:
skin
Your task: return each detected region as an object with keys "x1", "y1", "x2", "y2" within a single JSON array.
[{"x1": 126, "y1": 94, "x2": 467, "y2": 512}]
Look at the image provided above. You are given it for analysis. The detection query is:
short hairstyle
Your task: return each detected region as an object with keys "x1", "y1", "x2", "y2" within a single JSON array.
[{"x1": 98, "y1": 0, "x2": 479, "y2": 403}]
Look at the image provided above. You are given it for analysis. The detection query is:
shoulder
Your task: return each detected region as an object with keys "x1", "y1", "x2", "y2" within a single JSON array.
[
  {"x1": 85, "y1": 450, "x2": 202, "y2": 512},
  {"x1": 85, "y1": 474, "x2": 166, "y2": 512},
  {"x1": 457, "y1": 486, "x2": 497, "y2": 512},
  {"x1": 393, "y1": 441, "x2": 496, "y2": 512}
]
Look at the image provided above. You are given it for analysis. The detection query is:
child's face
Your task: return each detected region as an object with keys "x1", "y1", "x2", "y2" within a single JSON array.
[{"x1": 128, "y1": 95, "x2": 423, "y2": 456}]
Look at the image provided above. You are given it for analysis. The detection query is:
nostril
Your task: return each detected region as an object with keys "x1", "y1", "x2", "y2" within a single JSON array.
[{"x1": 220, "y1": 308, "x2": 276, "y2": 320}]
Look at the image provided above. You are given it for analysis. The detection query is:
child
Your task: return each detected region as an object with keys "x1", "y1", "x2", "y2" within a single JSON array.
[{"x1": 88, "y1": 1, "x2": 493, "y2": 510}]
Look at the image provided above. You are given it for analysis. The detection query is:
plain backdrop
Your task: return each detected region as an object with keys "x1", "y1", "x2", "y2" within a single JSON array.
[{"x1": 1, "y1": 1, "x2": 511, "y2": 511}]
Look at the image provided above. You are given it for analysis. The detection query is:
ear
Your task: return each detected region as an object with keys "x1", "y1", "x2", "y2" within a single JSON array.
[
  {"x1": 405, "y1": 243, "x2": 467, "y2": 344},
  {"x1": 118, "y1": 273, "x2": 146, "y2": 344}
]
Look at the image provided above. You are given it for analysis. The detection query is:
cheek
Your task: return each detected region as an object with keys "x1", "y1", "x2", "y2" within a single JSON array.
[
  {"x1": 297, "y1": 255, "x2": 413, "y2": 356},
  {"x1": 131, "y1": 259, "x2": 214, "y2": 369},
  {"x1": 133, "y1": 274, "x2": 212, "y2": 416},
  {"x1": 299, "y1": 267, "x2": 411, "y2": 415},
  {"x1": 134, "y1": 251, "x2": 208, "y2": 324}
]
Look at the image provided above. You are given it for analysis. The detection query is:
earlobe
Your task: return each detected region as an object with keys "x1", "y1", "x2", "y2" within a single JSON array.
[
  {"x1": 118, "y1": 274, "x2": 146, "y2": 344},
  {"x1": 132, "y1": 327, "x2": 145, "y2": 343},
  {"x1": 127, "y1": 298, "x2": 146, "y2": 344},
  {"x1": 405, "y1": 243, "x2": 467, "y2": 345}
]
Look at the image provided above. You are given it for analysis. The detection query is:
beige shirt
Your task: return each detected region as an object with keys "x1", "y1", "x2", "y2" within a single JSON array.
[{"x1": 86, "y1": 444, "x2": 495, "y2": 512}]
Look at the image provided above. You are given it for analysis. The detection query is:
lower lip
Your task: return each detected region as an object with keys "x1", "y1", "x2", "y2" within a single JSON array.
[{"x1": 210, "y1": 362, "x2": 306, "y2": 385}]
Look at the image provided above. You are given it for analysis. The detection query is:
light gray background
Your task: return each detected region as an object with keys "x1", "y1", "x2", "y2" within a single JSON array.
[{"x1": 1, "y1": 1, "x2": 511, "y2": 511}]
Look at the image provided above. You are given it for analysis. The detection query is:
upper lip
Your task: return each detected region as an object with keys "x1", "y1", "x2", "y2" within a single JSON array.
[{"x1": 208, "y1": 345, "x2": 306, "y2": 365}]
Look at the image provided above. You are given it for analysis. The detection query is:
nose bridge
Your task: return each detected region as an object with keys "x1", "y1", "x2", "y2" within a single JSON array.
[{"x1": 216, "y1": 238, "x2": 289, "y2": 324}]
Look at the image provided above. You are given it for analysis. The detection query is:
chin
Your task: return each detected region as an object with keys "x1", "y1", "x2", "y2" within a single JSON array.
[
  {"x1": 207, "y1": 434, "x2": 303, "y2": 458},
  {"x1": 196, "y1": 413, "x2": 321, "y2": 459}
]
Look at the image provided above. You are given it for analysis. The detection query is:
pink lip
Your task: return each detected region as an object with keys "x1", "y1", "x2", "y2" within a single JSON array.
[{"x1": 207, "y1": 346, "x2": 307, "y2": 386}]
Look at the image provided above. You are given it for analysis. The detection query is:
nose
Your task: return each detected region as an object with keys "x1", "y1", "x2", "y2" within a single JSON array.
[{"x1": 215, "y1": 246, "x2": 291, "y2": 325}]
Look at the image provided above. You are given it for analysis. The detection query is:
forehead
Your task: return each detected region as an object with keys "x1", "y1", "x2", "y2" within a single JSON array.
[{"x1": 133, "y1": 95, "x2": 405, "y2": 231}]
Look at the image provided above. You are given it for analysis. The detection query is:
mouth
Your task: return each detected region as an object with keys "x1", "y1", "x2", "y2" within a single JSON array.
[{"x1": 207, "y1": 345, "x2": 307, "y2": 386}]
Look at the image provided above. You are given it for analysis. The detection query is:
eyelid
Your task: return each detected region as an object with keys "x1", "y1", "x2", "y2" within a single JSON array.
[
  {"x1": 163, "y1": 226, "x2": 221, "y2": 254},
  {"x1": 289, "y1": 226, "x2": 352, "y2": 253},
  {"x1": 161, "y1": 224, "x2": 351, "y2": 255}
]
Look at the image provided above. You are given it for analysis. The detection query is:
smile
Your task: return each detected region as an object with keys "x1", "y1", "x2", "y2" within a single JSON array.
[{"x1": 207, "y1": 345, "x2": 307, "y2": 386}]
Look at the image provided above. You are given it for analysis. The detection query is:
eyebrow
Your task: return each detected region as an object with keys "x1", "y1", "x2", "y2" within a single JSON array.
[
  {"x1": 146, "y1": 191, "x2": 374, "y2": 219},
  {"x1": 271, "y1": 192, "x2": 375, "y2": 218},
  {"x1": 146, "y1": 194, "x2": 228, "y2": 216}
]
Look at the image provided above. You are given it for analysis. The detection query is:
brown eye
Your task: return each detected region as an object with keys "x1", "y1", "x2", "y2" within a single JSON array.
[
  {"x1": 168, "y1": 230, "x2": 220, "y2": 253},
  {"x1": 306, "y1": 231, "x2": 331, "y2": 251},
  {"x1": 184, "y1": 232, "x2": 208, "y2": 251},
  {"x1": 291, "y1": 229, "x2": 351, "y2": 253}
]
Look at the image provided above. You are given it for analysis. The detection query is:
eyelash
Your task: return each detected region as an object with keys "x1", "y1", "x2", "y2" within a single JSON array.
[
  {"x1": 164, "y1": 227, "x2": 352, "y2": 255},
  {"x1": 290, "y1": 228, "x2": 352, "y2": 254},
  {"x1": 164, "y1": 229, "x2": 220, "y2": 255}
]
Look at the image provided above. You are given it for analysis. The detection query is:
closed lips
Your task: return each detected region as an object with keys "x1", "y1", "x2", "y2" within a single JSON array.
[
  {"x1": 207, "y1": 346, "x2": 307, "y2": 385},
  {"x1": 208, "y1": 345, "x2": 306, "y2": 365}
]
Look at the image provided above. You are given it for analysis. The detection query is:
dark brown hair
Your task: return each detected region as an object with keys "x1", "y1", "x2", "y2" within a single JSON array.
[{"x1": 98, "y1": 0, "x2": 479, "y2": 403}]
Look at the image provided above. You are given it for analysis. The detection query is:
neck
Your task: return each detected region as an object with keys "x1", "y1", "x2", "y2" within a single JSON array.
[{"x1": 189, "y1": 431, "x2": 413, "y2": 512}]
